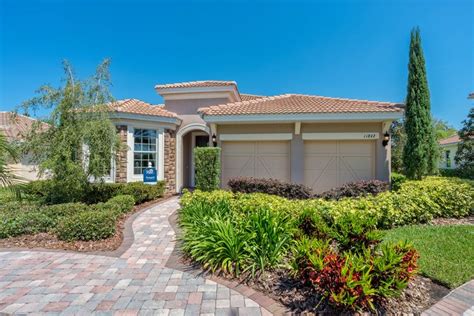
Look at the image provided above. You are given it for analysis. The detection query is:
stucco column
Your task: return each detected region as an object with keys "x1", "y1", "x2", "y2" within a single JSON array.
[
  {"x1": 290, "y1": 134, "x2": 304, "y2": 184},
  {"x1": 375, "y1": 122, "x2": 391, "y2": 182}
]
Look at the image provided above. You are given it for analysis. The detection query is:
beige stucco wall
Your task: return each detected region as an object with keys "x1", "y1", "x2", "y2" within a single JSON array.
[{"x1": 215, "y1": 122, "x2": 390, "y2": 186}]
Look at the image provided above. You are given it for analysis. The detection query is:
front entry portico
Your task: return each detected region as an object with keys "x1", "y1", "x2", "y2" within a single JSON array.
[{"x1": 175, "y1": 123, "x2": 210, "y2": 192}]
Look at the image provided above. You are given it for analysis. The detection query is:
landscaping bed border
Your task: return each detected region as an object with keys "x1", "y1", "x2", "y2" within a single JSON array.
[{"x1": 0, "y1": 194, "x2": 177, "y2": 257}]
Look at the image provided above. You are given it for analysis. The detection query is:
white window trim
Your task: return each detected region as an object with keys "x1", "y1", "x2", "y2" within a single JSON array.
[
  {"x1": 302, "y1": 132, "x2": 380, "y2": 140},
  {"x1": 127, "y1": 126, "x2": 164, "y2": 182},
  {"x1": 219, "y1": 133, "x2": 293, "y2": 141}
]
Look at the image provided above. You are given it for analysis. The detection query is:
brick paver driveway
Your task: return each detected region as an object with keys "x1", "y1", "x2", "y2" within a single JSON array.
[{"x1": 0, "y1": 197, "x2": 270, "y2": 315}]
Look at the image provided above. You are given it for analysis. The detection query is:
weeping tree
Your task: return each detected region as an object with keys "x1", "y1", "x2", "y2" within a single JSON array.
[
  {"x1": 0, "y1": 131, "x2": 20, "y2": 189},
  {"x1": 403, "y1": 27, "x2": 438, "y2": 179},
  {"x1": 18, "y1": 59, "x2": 120, "y2": 203}
]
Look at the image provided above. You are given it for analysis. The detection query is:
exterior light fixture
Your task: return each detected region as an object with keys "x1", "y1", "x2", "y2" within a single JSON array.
[
  {"x1": 382, "y1": 132, "x2": 390, "y2": 147},
  {"x1": 212, "y1": 134, "x2": 217, "y2": 147}
]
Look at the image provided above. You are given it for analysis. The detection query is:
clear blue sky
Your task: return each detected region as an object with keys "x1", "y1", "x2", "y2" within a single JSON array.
[{"x1": 1, "y1": 0, "x2": 472, "y2": 128}]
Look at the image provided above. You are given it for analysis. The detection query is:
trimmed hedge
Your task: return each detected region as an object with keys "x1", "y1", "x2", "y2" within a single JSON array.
[
  {"x1": 316, "y1": 180, "x2": 389, "y2": 200},
  {"x1": 23, "y1": 180, "x2": 165, "y2": 205},
  {"x1": 439, "y1": 168, "x2": 474, "y2": 180},
  {"x1": 0, "y1": 195, "x2": 136, "y2": 241},
  {"x1": 228, "y1": 177, "x2": 312, "y2": 200},
  {"x1": 55, "y1": 210, "x2": 117, "y2": 241},
  {"x1": 194, "y1": 147, "x2": 221, "y2": 191}
]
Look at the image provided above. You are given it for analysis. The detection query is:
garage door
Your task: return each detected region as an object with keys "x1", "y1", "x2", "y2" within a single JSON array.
[
  {"x1": 304, "y1": 140, "x2": 375, "y2": 193},
  {"x1": 221, "y1": 141, "x2": 290, "y2": 186}
]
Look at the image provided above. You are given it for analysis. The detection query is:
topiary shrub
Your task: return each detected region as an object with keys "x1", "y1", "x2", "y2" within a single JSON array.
[
  {"x1": 228, "y1": 177, "x2": 312, "y2": 199},
  {"x1": 316, "y1": 180, "x2": 389, "y2": 200},
  {"x1": 55, "y1": 210, "x2": 117, "y2": 241},
  {"x1": 390, "y1": 172, "x2": 407, "y2": 191},
  {"x1": 194, "y1": 147, "x2": 221, "y2": 191}
]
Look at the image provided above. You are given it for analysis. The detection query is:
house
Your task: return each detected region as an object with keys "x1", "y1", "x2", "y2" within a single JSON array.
[
  {"x1": 106, "y1": 81, "x2": 404, "y2": 193},
  {"x1": 0, "y1": 112, "x2": 49, "y2": 181},
  {"x1": 438, "y1": 135, "x2": 460, "y2": 169}
]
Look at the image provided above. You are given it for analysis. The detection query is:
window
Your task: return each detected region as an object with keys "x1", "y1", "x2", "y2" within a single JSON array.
[
  {"x1": 134, "y1": 129, "x2": 157, "y2": 175},
  {"x1": 445, "y1": 150, "x2": 451, "y2": 168}
]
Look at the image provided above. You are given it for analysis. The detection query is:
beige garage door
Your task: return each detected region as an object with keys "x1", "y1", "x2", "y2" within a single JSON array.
[
  {"x1": 304, "y1": 140, "x2": 375, "y2": 193},
  {"x1": 221, "y1": 141, "x2": 290, "y2": 186}
]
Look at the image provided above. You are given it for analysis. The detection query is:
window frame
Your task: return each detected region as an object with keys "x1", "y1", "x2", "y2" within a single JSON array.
[{"x1": 133, "y1": 128, "x2": 158, "y2": 176}]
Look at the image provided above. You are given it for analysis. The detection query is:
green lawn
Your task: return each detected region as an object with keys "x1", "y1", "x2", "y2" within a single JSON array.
[{"x1": 383, "y1": 224, "x2": 474, "y2": 288}]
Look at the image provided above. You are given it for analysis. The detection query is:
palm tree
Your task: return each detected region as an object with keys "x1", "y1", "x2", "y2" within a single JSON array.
[{"x1": 0, "y1": 131, "x2": 20, "y2": 188}]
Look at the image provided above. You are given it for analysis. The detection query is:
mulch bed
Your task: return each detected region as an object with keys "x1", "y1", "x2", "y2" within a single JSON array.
[
  {"x1": 0, "y1": 197, "x2": 168, "y2": 253},
  {"x1": 430, "y1": 216, "x2": 474, "y2": 226}
]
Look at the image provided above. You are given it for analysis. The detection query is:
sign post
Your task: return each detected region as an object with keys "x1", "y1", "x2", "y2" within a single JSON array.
[{"x1": 143, "y1": 162, "x2": 157, "y2": 185}]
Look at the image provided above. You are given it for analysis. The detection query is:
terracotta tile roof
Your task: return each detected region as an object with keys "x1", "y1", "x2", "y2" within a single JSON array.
[
  {"x1": 155, "y1": 80, "x2": 237, "y2": 89},
  {"x1": 107, "y1": 99, "x2": 178, "y2": 118},
  {"x1": 0, "y1": 112, "x2": 50, "y2": 141},
  {"x1": 199, "y1": 94, "x2": 404, "y2": 116},
  {"x1": 439, "y1": 134, "x2": 460, "y2": 145},
  {"x1": 240, "y1": 94, "x2": 266, "y2": 101}
]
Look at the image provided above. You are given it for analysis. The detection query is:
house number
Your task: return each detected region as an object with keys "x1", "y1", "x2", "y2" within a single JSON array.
[{"x1": 363, "y1": 133, "x2": 377, "y2": 139}]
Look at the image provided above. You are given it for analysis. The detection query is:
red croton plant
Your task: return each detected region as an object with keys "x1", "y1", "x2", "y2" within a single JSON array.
[{"x1": 298, "y1": 240, "x2": 419, "y2": 311}]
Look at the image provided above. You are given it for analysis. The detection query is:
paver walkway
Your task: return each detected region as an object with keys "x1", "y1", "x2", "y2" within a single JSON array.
[
  {"x1": 0, "y1": 197, "x2": 271, "y2": 315},
  {"x1": 422, "y1": 280, "x2": 474, "y2": 316}
]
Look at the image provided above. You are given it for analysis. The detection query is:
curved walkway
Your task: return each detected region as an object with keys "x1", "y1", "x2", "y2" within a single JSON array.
[
  {"x1": 422, "y1": 280, "x2": 474, "y2": 316},
  {"x1": 0, "y1": 197, "x2": 271, "y2": 315}
]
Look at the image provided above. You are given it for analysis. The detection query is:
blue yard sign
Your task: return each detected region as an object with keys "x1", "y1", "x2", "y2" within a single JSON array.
[{"x1": 143, "y1": 167, "x2": 157, "y2": 185}]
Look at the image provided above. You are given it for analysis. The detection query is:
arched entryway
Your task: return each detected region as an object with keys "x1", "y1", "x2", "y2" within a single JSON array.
[{"x1": 175, "y1": 123, "x2": 210, "y2": 192}]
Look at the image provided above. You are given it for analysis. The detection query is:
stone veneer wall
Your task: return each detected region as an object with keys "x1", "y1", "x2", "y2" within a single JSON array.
[
  {"x1": 164, "y1": 129, "x2": 176, "y2": 194},
  {"x1": 115, "y1": 125, "x2": 128, "y2": 183}
]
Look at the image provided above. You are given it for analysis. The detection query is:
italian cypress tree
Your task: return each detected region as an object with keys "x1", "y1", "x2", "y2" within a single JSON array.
[{"x1": 403, "y1": 27, "x2": 437, "y2": 179}]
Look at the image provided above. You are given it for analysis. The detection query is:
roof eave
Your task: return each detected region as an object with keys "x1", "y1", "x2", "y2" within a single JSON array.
[
  {"x1": 201, "y1": 112, "x2": 404, "y2": 124},
  {"x1": 109, "y1": 112, "x2": 182, "y2": 125}
]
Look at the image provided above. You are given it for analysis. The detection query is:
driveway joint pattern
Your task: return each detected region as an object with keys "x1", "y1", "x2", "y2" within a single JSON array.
[{"x1": 0, "y1": 197, "x2": 273, "y2": 315}]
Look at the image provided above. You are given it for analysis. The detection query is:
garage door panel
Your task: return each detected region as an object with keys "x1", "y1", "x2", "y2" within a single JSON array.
[
  {"x1": 304, "y1": 140, "x2": 375, "y2": 193},
  {"x1": 304, "y1": 142, "x2": 337, "y2": 154},
  {"x1": 222, "y1": 141, "x2": 290, "y2": 185},
  {"x1": 339, "y1": 141, "x2": 372, "y2": 155},
  {"x1": 257, "y1": 142, "x2": 288, "y2": 154},
  {"x1": 222, "y1": 142, "x2": 255, "y2": 154},
  {"x1": 341, "y1": 156, "x2": 373, "y2": 170},
  {"x1": 304, "y1": 155, "x2": 336, "y2": 170}
]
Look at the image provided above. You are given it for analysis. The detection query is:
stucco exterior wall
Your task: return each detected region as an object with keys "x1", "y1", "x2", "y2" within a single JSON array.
[{"x1": 164, "y1": 98, "x2": 229, "y2": 116}]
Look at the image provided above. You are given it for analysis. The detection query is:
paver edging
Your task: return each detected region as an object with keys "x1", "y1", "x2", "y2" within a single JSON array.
[
  {"x1": 0, "y1": 195, "x2": 177, "y2": 258},
  {"x1": 422, "y1": 279, "x2": 474, "y2": 315},
  {"x1": 165, "y1": 207, "x2": 289, "y2": 316}
]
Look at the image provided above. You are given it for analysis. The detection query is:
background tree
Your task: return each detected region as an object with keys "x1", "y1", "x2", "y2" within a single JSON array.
[
  {"x1": 455, "y1": 108, "x2": 473, "y2": 177},
  {"x1": 433, "y1": 119, "x2": 457, "y2": 140},
  {"x1": 18, "y1": 59, "x2": 119, "y2": 203},
  {"x1": 403, "y1": 27, "x2": 438, "y2": 179},
  {"x1": 390, "y1": 120, "x2": 406, "y2": 173},
  {"x1": 0, "y1": 131, "x2": 19, "y2": 189}
]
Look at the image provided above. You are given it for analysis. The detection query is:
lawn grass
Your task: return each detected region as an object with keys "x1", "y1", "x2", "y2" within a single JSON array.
[{"x1": 383, "y1": 224, "x2": 474, "y2": 288}]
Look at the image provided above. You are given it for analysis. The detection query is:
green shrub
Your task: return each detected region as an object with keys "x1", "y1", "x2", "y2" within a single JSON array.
[
  {"x1": 179, "y1": 190, "x2": 294, "y2": 276},
  {"x1": 390, "y1": 172, "x2": 407, "y2": 191},
  {"x1": 117, "y1": 181, "x2": 164, "y2": 204},
  {"x1": 55, "y1": 210, "x2": 117, "y2": 241},
  {"x1": 101, "y1": 194, "x2": 135, "y2": 215},
  {"x1": 0, "y1": 211, "x2": 55, "y2": 238},
  {"x1": 194, "y1": 147, "x2": 221, "y2": 191},
  {"x1": 439, "y1": 168, "x2": 474, "y2": 180},
  {"x1": 24, "y1": 180, "x2": 165, "y2": 205},
  {"x1": 41, "y1": 202, "x2": 90, "y2": 226}
]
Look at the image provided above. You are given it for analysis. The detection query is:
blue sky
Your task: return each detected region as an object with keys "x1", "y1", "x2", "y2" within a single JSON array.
[{"x1": 1, "y1": 0, "x2": 472, "y2": 128}]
